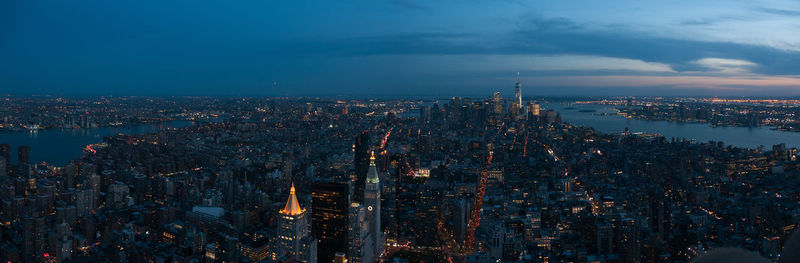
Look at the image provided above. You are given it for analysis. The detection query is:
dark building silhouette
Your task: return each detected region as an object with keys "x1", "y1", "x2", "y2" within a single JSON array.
[
  {"x1": 312, "y1": 181, "x2": 351, "y2": 263},
  {"x1": 18, "y1": 145, "x2": 30, "y2": 177},
  {"x1": 18, "y1": 145, "x2": 29, "y2": 166},
  {"x1": 353, "y1": 131, "x2": 370, "y2": 202},
  {"x1": 0, "y1": 143, "x2": 10, "y2": 167}
]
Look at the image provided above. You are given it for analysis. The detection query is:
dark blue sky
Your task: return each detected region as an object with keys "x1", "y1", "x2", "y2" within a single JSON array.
[{"x1": 2, "y1": 0, "x2": 800, "y2": 97}]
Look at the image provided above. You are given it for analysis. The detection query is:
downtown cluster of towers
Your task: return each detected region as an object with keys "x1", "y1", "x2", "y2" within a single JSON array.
[
  {"x1": 484, "y1": 73, "x2": 540, "y2": 120},
  {"x1": 272, "y1": 149, "x2": 384, "y2": 263}
]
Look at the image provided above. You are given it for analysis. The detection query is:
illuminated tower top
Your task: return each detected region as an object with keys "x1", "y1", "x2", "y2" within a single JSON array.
[
  {"x1": 281, "y1": 182, "x2": 305, "y2": 216},
  {"x1": 366, "y1": 151, "x2": 379, "y2": 184}
]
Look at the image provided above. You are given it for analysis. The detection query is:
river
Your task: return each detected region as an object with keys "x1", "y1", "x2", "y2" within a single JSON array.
[
  {"x1": 0, "y1": 120, "x2": 194, "y2": 166},
  {"x1": 544, "y1": 103, "x2": 800, "y2": 149}
]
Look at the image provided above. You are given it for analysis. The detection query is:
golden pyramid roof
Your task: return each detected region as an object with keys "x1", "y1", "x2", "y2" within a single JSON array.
[{"x1": 280, "y1": 182, "x2": 304, "y2": 216}]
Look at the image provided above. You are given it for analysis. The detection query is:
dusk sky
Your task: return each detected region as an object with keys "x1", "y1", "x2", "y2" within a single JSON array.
[{"x1": 3, "y1": 0, "x2": 800, "y2": 97}]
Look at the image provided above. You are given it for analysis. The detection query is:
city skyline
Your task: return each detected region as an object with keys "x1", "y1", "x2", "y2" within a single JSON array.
[
  {"x1": 3, "y1": 1, "x2": 800, "y2": 262},
  {"x1": 0, "y1": 94, "x2": 798, "y2": 262},
  {"x1": 3, "y1": 1, "x2": 800, "y2": 96}
]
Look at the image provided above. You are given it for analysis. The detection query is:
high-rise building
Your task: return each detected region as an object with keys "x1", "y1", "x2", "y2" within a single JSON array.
[
  {"x1": 492, "y1": 92, "x2": 502, "y2": 115},
  {"x1": 312, "y1": 181, "x2": 351, "y2": 263},
  {"x1": 18, "y1": 145, "x2": 29, "y2": 166},
  {"x1": 75, "y1": 188, "x2": 93, "y2": 217},
  {"x1": 353, "y1": 131, "x2": 370, "y2": 202},
  {"x1": 453, "y1": 198, "x2": 468, "y2": 244},
  {"x1": 133, "y1": 174, "x2": 150, "y2": 203},
  {"x1": 18, "y1": 145, "x2": 30, "y2": 177},
  {"x1": 488, "y1": 224, "x2": 505, "y2": 258},
  {"x1": 419, "y1": 105, "x2": 429, "y2": 124},
  {"x1": 274, "y1": 183, "x2": 317, "y2": 263},
  {"x1": 364, "y1": 152, "x2": 383, "y2": 261},
  {"x1": 348, "y1": 202, "x2": 372, "y2": 263},
  {"x1": 0, "y1": 144, "x2": 9, "y2": 173},
  {"x1": 22, "y1": 209, "x2": 46, "y2": 262},
  {"x1": 515, "y1": 72, "x2": 522, "y2": 111},
  {"x1": 0, "y1": 158, "x2": 6, "y2": 178},
  {"x1": 107, "y1": 182, "x2": 130, "y2": 209}
]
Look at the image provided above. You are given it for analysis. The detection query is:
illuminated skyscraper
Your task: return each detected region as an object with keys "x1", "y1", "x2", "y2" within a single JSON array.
[
  {"x1": 348, "y1": 202, "x2": 371, "y2": 263},
  {"x1": 312, "y1": 181, "x2": 351, "y2": 263},
  {"x1": 364, "y1": 152, "x2": 383, "y2": 261},
  {"x1": 492, "y1": 92, "x2": 502, "y2": 114},
  {"x1": 274, "y1": 183, "x2": 317, "y2": 263},
  {"x1": 515, "y1": 72, "x2": 522, "y2": 111}
]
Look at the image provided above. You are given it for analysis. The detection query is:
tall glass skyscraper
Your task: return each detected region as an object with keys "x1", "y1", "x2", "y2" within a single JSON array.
[{"x1": 312, "y1": 181, "x2": 351, "y2": 263}]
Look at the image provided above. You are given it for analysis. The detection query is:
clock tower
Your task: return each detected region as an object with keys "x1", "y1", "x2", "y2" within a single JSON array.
[{"x1": 364, "y1": 151, "x2": 383, "y2": 261}]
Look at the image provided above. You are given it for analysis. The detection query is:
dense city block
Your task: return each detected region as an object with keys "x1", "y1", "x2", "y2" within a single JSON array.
[{"x1": 0, "y1": 95, "x2": 798, "y2": 262}]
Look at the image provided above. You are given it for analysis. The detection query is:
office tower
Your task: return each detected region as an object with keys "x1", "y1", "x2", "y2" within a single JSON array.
[
  {"x1": 348, "y1": 203, "x2": 371, "y2": 263},
  {"x1": 87, "y1": 171, "x2": 101, "y2": 204},
  {"x1": 596, "y1": 220, "x2": 614, "y2": 254},
  {"x1": 75, "y1": 188, "x2": 93, "y2": 216},
  {"x1": 488, "y1": 224, "x2": 505, "y2": 258},
  {"x1": 364, "y1": 152, "x2": 383, "y2": 261},
  {"x1": 53, "y1": 220, "x2": 73, "y2": 262},
  {"x1": 1, "y1": 183, "x2": 12, "y2": 201},
  {"x1": 0, "y1": 158, "x2": 5, "y2": 178},
  {"x1": 312, "y1": 181, "x2": 351, "y2": 263},
  {"x1": 18, "y1": 145, "x2": 29, "y2": 166},
  {"x1": 0, "y1": 144, "x2": 9, "y2": 173},
  {"x1": 353, "y1": 131, "x2": 370, "y2": 202},
  {"x1": 22, "y1": 209, "x2": 46, "y2": 262},
  {"x1": 18, "y1": 145, "x2": 30, "y2": 177},
  {"x1": 492, "y1": 92, "x2": 502, "y2": 114},
  {"x1": 64, "y1": 163, "x2": 80, "y2": 189},
  {"x1": 133, "y1": 174, "x2": 150, "y2": 203},
  {"x1": 240, "y1": 229, "x2": 269, "y2": 262},
  {"x1": 107, "y1": 182, "x2": 130, "y2": 209},
  {"x1": 514, "y1": 72, "x2": 522, "y2": 116},
  {"x1": 531, "y1": 103, "x2": 540, "y2": 116},
  {"x1": 274, "y1": 183, "x2": 317, "y2": 263},
  {"x1": 419, "y1": 105, "x2": 429, "y2": 125},
  {"x1": 453, "y1": 198, "x2": 468, "y2": 244},
  {"x1": 430, "y1": 103, "x2": 442, "y2": 126}
]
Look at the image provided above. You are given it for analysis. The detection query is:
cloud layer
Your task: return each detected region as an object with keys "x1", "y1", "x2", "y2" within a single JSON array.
[{"x1": 1, "y1": 0, "x2": 799, "y2": 96}]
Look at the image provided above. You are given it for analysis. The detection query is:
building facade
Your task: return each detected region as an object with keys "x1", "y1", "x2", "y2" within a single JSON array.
[{"x1": 273, "y1": 183, "x2": 317, "y2": 263}]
